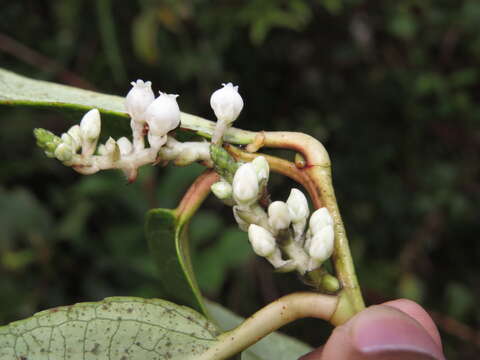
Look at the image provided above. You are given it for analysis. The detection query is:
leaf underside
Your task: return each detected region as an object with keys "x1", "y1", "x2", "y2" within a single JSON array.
[{"x1": 0, "y1": 296, "x2": 219, "y2": 360}]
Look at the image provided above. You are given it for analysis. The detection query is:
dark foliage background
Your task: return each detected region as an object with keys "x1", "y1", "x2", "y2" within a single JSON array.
[{"x1": 1, "y1": 1, "x2": 479, "y2": 358}]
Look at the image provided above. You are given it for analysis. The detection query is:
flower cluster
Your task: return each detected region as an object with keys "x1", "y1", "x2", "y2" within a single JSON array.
[
  {"x1": 34, "y1": 79, "x2": 217, "y2": 181},
  {"x1": 210, "y1": 156, "x2": 335, "y2": 274}
]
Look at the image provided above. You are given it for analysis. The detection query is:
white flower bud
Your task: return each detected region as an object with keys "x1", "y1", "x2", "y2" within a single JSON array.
[
  {"x1": 145, "y1": 92, "x2": 181, "y2": 137},
  {"x1": 80, "y1": 109, "x2": 101, "y2": 142},
  {"x1": 210, "y1": 83, "x2": 244, "y2": 124},
  {"x1": 125, "y1": 79, "x2": 155, "y2": 123},
  {"x1": 309, "y1": 207, "x2": 333, "y2": 235},
  {"x1": 232, "y1": 162, "x2": 259, "y2": 206},
  {"x1": 308, "y1": 225, "x2": 334, "y2": 262},
  {"x1": 61, "y1": 133, "x2": 79, "y2": 153},
  {"x1": 268, "y1": 201, "x2": 292, "y2": 232},
  {"x1": 286, "y1": 188, "x2": 309, "y2": 223},
  {"x1": 54, "y1": 143, "x2": 73, "y2": 162},
  {"x1": 252, "y1": 156, "x2": 269, "y2": 185},
  {"x1": 147, "y1": 132, "x2": 167, "y2": 150},
  {"x1": 211, "y1": 181, "x2": 232, "y2": 200},
  {"x1": 248, "y1": 224, "x2": 277, "y2": 257},
  {"x1": 117, "y1": 137, "x2": 133, "y2": 156},
  {"x1": 233, "y1": 206, "x2": 250, "y2": 231},
  {"x1": 67, "y1": 125, "x2": 82, "y2": 151},
  {"x1": 97, "y1": 144, "x2": 107, "y2": 156}
]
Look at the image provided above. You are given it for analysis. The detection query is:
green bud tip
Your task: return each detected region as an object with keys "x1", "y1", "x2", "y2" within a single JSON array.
[
  {"x1": 33, "y1": 128, "x2": 62, "y2": 153},
  {"x1": 210, "y1": 144, "x2": 239, "y2": 183},
  {"x1": 321, "y1": 274, "x2": 340, "y2": 293}
]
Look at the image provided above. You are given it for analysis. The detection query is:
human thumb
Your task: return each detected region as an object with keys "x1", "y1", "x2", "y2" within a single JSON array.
[{"x1": 301, "y1": 299, "x2": 445, "y2": 360}]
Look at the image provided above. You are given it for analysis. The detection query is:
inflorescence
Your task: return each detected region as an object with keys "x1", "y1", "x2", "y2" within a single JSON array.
[{"x1": 34, "y1": 80, "x2": 335, "y2": 278}]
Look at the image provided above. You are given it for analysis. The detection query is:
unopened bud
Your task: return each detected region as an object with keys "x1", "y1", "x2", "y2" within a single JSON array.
[
  {"x1": 61, "y1": 133, "x2": 79, "y2": 152},
  {"x1": 232, "y1": 163, "x2": 259, "y2": 206},
  {"x1": 103, "y1": 137, "x2": 120, "y2": 161},
  {"x1": 233, "y1": 206, "x2": 250, "y2": 231},
  {"x1": 34, "y1": 128, "x2": 61, "y2": 156},
  {"x1": 117, "y1": 137, "x2": 133, "y2": 156},
  {"x1": 308, "y1": 225, "x2": 334, "y2": 262},
  {"x1": 80, "y1": 109, "x2": 101, "y2": 142},
  {"x1": 248, "y1": 224, "x2": 276, "y2": 257},
  {"x1": 309, "y1": 207, "x2": 333, "y2": 235},
  {"x1": 148, "y1": 132, "x2": 168, "y2": 150},
  {"x1": 54, "y1": 143, "x2": 74, "y2": 162},
  {"x1": 67, "y1": 125, "x2": 82, "y2": 151},
  {"x1": 211, "y1": 181, "x2": 232, "y2": 200},
  {"x1": 286, "y1": 188, "x2": 309, "y2": 223},
  {"x1": 145, "y1": 92, "x2": 181, "y2": 137},
  {"x1": 252, "y1": 156, "x2": 269, "y2": 186},
  {"x1": 125, "y1": 79, "x2": 155, "y2": 123},
  {"x1": 210, "y1": 82, "x2": 244, "y2": 124},
  {"x1": 268, "y1": 201, "x2": 291, "y2": 232}
]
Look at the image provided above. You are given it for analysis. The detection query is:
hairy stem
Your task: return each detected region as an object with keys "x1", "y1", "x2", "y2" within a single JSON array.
[{"x1": 196, "y1": 292, "x2": 338, "y2": 360}]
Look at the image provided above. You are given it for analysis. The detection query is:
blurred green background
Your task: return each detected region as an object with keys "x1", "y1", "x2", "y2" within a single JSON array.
[{"x1": 1, "y1": 1, "x2": 479, "y2": 358}]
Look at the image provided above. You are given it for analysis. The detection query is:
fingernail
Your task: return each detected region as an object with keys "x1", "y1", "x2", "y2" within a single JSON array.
[{"x1": 353, "y1": 306, "x2": 444, "y2": 360}]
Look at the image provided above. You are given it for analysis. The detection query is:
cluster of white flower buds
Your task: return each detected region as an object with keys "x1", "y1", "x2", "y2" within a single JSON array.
[
  {"x1": 210, "y1": 155, "x2": 335, "y2": 274},
  {"x1": 35, "y1": 79, "x2": 215, "y2": 181}
]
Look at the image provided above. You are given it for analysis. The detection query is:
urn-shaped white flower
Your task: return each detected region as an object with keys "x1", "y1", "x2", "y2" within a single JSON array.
[
  {"x1": 232, "y1": 162, "x2": 259, "y2": 206},
  {"x1": 248, "y1": 224, "x2": 277, "y2": 257},
  {"x1": 210, "y1": 83, "x2": 244, "y2": 124},
  {"x1": 286, "y1": 188, "x2": 309, "y2": 223},
  {"x1": 125, "y1": 79, "x2": 155, "y2": 124},
  {"x1": 80, "y1": 109, "x2": 101, "y2": 142},
  {"x1": 144, "y1": 92, "x2": 181, "y2": 138},
  {"x1": 268, "y1": 201, "x2": 292, "y2": 232}
]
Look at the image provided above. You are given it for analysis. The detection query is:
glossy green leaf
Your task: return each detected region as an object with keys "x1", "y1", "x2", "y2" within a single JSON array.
[
  {"x1": 145, "y1": 208, "x2": 207, "y2": 315},
  {"x1": 206, "y1": 301, "x2": 312, "y2": 360},
  {"x1": 0, "y1": 296, "x2": 219, "y2": 360}
]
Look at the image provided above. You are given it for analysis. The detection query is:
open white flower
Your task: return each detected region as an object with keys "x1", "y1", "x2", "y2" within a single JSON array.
[
  {"x1": 210, "y1": 83, "x2": 244, "y2": 124},
  {"x1": 145, "y1": 92, "x2": 181, "y2": 138},
  {"x1": 125, "y1": 79, "x2": 155, "y2": 124}
]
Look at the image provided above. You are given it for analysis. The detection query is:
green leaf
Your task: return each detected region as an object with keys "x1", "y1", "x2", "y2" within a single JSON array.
[
  {"x1": 0, "y1": 296, "x2": 219, "y2": 360},
  {"x1": 145, "y1": 208, "x2": 207, "y2": 315},
  {"x1": 0, "y1": 68, "x2": 127, "y2": 115},
  {"x1": 0, "y1": 67, "x2": 130, "y2": 138},
  {"x1": 206, "y1": 301, "x2": 312, "y2": 360}
]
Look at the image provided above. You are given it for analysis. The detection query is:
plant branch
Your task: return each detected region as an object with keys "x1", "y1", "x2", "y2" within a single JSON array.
[
  {"x1": 260, "y1": 131, "x2": 365, "y2": 317},
  {"x1": 175, "y1": 170, "x2": 219, "y2": 221},
  {"x1": 196, "y1": 292, "x2": 338, "y2": 360}
]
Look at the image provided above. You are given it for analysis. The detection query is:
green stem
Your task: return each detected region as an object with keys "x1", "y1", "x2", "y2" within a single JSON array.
[
  {"x1": 261, "y1": 132, "x2": 365, "y2": 318},
  {"x1": 196, "y1": 292, "x2": 338, "y2": 360}
]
